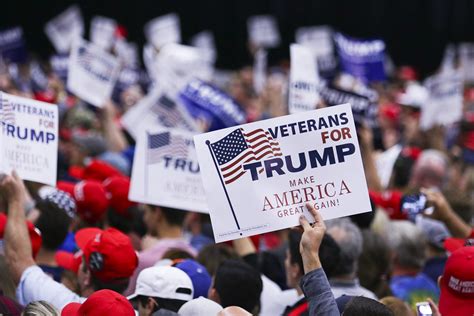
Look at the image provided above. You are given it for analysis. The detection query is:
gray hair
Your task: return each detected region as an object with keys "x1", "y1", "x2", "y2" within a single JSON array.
[
  {"x1": 326, "y1": 218, "x2": 363, "y2": 276},
  {"x1": 387, "y1": 221, "x2": 427, "y2": 269},
  {"x1": 22, "y1": 301, "x2": 59, "y2": 316}
]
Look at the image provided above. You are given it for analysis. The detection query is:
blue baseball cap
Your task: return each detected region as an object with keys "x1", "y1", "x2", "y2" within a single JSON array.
[{"x1": 175, "y1": 259, "x2": 212, "y2": 299}]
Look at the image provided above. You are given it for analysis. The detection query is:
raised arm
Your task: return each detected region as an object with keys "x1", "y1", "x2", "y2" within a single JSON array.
[
  {"x1": 299, "y1": 203, "x2": 339, "y2": 316},
  {"x1": 101, "y1": 99, "x2": 129, "y2": 152},
  {"x1": 1, "y1": 171, "x2": 35, "y2": 285}
]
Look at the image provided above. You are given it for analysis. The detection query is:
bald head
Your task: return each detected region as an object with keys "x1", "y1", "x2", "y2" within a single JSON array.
[{"x1": 217, "y1": 306, "x2": 252, "y2": 316}]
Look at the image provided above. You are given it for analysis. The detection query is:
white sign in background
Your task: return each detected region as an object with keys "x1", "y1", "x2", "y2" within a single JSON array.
[
  {"x1": 247, "y1": 15, "x2": 281, "y2": 48},
  {"x1": 420, "y1": 69, "x2": 463, "y2": 130},
  {"x1": 67, "y1": 39, "x2": 121, "y2": 107},
  {"x1": 145, "y1": 13, "x2": 181, "y2": 50},
  {"x1": 295, "y1": 25, "x2": 336, "y2": 73},
  {"x1": 44, "y1": 5, "x2": 84, "y2": 53},
  {"x1": 194, "y1": 103, "x2": 371, "y2": 242},
  {"x1": 289, "y1": 44, "x2": 320, "y2": 114},
  {"x1": 129, "y1": 127, "x2": 208, "y2": 213},
  {"x1": 0, "y1": 92, "x2": 58, "y2": 185},
  {"x1": 121, "y1": 88, "x2": 199, "y2": 140},
  {"x1": 90, "y1": 16, "x2": 117, "y2": 51}
]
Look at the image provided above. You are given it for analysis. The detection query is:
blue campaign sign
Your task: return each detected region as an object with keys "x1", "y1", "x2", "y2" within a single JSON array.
[
  {"x1": 334, "y1": 33, "x2": 386, "y2": 83},
  {"x1": 179, "y1": 79, "x2": 247, "y2": 131},
  {"x1": 0, "y1": 27, "x2": 27, "y2": 63}
]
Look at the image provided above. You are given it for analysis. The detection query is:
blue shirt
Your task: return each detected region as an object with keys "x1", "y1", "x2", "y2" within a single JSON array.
[{"x1": 390, "y1": 273, "x2": 439, "y2": 308}]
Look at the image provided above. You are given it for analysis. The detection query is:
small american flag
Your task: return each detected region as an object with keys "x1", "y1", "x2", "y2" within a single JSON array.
[
  {"x1": 147, "y1": 132, "x2": 188, "y2": 165},
  {"x1": 151, "y1": 95, "x2": 195, "y2": 132},
  {"x1": 210, "y1": 128, "x2": 282, "y2": 185},
  {"x1": 0, "y1": 93, "x2": 15, "y2": 125}
]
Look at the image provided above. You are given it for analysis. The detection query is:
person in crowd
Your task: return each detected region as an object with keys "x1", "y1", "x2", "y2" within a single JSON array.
[
  {"x1": 379, "y1": 296, "x2": 414, "y2": 316},
  {"x1": 283, "y1": 229, "x2": 341, "y2": 315},
  {"x1": 438, "y1": 245, "x2": 474, "y2": 316},
  {"x1": 124, "y1": 205, "x2": 197, "y2": 295},
  {"x1": 61, "y1": 290, "x2": 135, "y2": 316},
  {"x1": 178, "y1": 297, "x2": 223, "y2": 316},
  {"x1": 34, "y1": 191, "x2": 75, "y2": 282},
  {"x1": 127, "y1": 266, "x2": 194, "y2": 315},
  {"x1": 388, "y1": 221, "x2": 439, "y2": 307},
  {"x1": 325, "y1": 218, "x2": 378, "y2": 299},
  {"x1": 297, "y1": 203, "x2": 394, "y2": 315},
  {"x1": 23, "y1": 301, "x2": 59, "y2": 316},
  {"x1": 357, "y1": 230, "x2": 393, "y2": 298},
  {"x1": 1, "y1": 171, "x2": 138, "y2": 310},
  {"x1": 197, "y1": 244, "x2": 240, "y2": 276},
  {"x1": 208, "y1": 259, "x2": 263, "y2": 314}
]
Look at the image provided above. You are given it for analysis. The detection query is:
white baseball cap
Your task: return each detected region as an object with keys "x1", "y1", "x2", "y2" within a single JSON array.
[
  {"x1": 178, "y1": 297, "x2": 223, "y2": 316},
  {"x1": 127, "y1": 266, "x2": 194, "y2": 302}
]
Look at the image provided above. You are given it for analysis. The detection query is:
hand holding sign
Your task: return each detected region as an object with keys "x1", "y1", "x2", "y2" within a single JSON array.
[
  {"x1": 299, "y1": 203, "x2": 326, "y2": 273},
  {"x1": 194, "y1": 103, "x2": 371, "y2": 242}
]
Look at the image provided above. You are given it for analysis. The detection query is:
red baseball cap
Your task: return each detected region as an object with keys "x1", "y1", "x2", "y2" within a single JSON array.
[
  {"x1": 57, "y1": 181, "x2": 109, "y2": 224},
  {"x1": 102, "y1": 176, "x2": 136, "y2": 217},
  {"x1": 82, "y1": 160, "x2": 123, "y2": 182},
  {"x1": 61, "y1": 290, "x2": 135, "y2": 316},
  {"x1": 58, "y1": 228, "x2": 138, "y2": 282},
  {"x1": 439, "y1": 246, "x2": 474, "y2": 316},
  {"x1": 0, "y1": 213, "x2": 42, "y2": 258}
]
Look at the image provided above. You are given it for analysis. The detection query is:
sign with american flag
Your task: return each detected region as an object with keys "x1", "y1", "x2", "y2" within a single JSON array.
[
  {"x1": 210, "y1": 128, "x2": 282, "y2": 185},
  {"x1": 0, "y1": 92, "x2": 58, "y2": 185},
  {"x1": 194, "y1": 103, "x2": 371, "y2": 242},
  {"x1": 130, "y1": 128, "x2": 208, "y2": 213}
]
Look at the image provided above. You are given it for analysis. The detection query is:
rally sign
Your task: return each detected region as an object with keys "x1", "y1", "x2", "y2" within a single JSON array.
[
  {"x1": 420, "y1": 70, "x2": 463, "y2": 130},
  {"x1": 0, "y1": 92, "x2": 58, "y2": 185},
  {"x1": 0, "y1": 27, "x2": 27, "y2": 63},
  {"x1": 44, "y1": 5, "x2": 84, "y2": 53},
  {"x1": 121, "y1": 88, "x2": 199, "y2": 140},
  {"x1": 194, "y1": 103, "x2": 371, "y2": 242},
  {"x1": 67, "y1": 39, "x2": 121, "y2": 107},
  {"x1": 289, "y1": 44, "x2": 320, "y2": 114},
  {"x1": 145, "y1": 13, "x2": 181, "y2": 49},
  {"x1": 295, "y1": 26, "x2": 337, "y2": 76},
  {"x1": 334, "y1": 33, "x2": 386, "y2": 83},
  {"x1": 146, "y1": 44, "x2": 214, "y2": 98},
  {"x1": 190, "y1": 31, "x2": 217, "y2": 63},
  {"x1": 179, "y1": 79, "x2": 246, "y2": 131},
  {"x1": 129, "y1": 128, "x2": 208, "y2": 213},
  {"x1": 318, "y1": 80, "x2": 378, "y2": 126},
  {"x1": 247, "y1": 15, "x2": 281, "y2": 48},
  {"x1": 50, "y1": 54, "x2": 69, "y2": 83},
  {"x1": 90, "y1": 16, "x2": 117, "y2": 51}
]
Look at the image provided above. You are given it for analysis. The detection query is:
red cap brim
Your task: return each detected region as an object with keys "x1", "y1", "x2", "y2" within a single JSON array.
[
  {"x1": 61, "y1": 302, "x2": 81, "y2": 316},
  {"x1": 443, "y1": 238, "x2": 465, "y2": 253},
  {"x1": 75, "y1": 228, "x2": 102, "y2": 250},
  {"x1": 55, "y1": 250, "x2": 82, "y2": 273}
]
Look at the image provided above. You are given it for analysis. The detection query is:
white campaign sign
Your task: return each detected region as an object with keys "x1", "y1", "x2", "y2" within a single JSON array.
[
  {"x1": 194, "y1": 103, "x2": 371, "y2": 242},
  {"x1": 90, "y1": 16, "x2": 117, "y2": 51},
  {"x1": 247, "y1": 15, "x2": 281, "y2": 48},
  {"x1": 147, "y1": 43, "x2": 214, "y2": 98},
  {"x1": 420, "y1": 69, "x2": 463, "y2": 130},
  {"x1": 129, "y1": 128, "x2": 208, "y2": 213},
  {"x1": 253, "y1": 49, "x2": 267, "y2": 94},
  {"x1": 295, "y1": 26, "x2": 336, "y2": 73},
  {"x1": 190, "y1": 30, "x2": 217, "y2": 63},
  {"x1": 44, "y1": 5, "x2": 84, "y2": 53},
  {"x1": 145, "y1": 13, "x2": 181, "y2": 49},
  {"x1": 289, "y1": 44, "x2": 320, "y2": 114},
  {"x1": 0, "y1": 92, "x2": 58, "y2": 185},
  {"x1": 67, "y1": 39, "x2": 121, "y2": 107},
  {"x1": 121, "y1": 88, "x2": 199, "y2": 140}
]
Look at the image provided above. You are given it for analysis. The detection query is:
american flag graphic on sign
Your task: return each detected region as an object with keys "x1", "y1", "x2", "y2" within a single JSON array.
[
  {"x1": 147, "y1": 131, "x2": 188, "y2": 165},
  {"x1": 210, "y1": 128, "x2": 282, "y2": 185},
  {"x1": 0, "y1": 93, "x2": 15, "y2": 125},
  {"x1": 150, "y1": 95, "x2": 195, "y2": 132}
]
